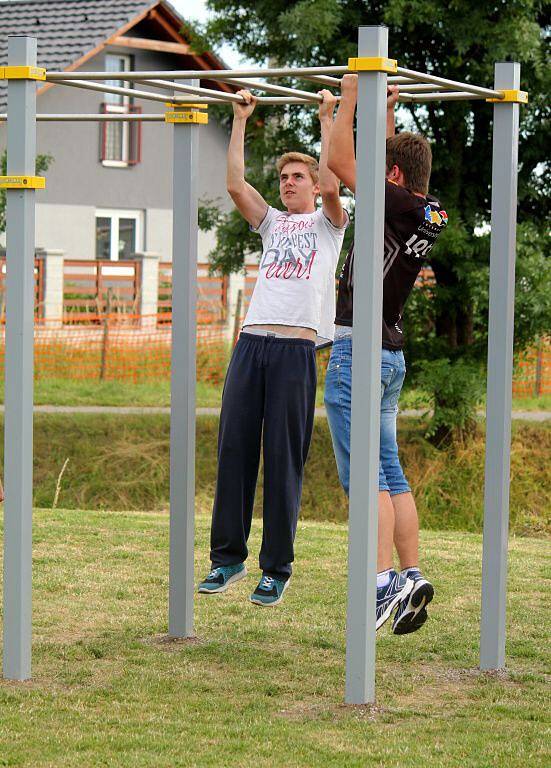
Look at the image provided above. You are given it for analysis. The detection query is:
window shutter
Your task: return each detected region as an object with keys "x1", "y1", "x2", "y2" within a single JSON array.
[
  {"x1": 99, "y1": 103, "x2": 108, "y2": 162},
  {"x1": 128, "y1": 105, "x2": 142, "y2": 166}
]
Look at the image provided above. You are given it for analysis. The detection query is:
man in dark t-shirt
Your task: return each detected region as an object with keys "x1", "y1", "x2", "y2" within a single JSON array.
[{"x1": 326, "y1": 76, "x2": 448, "y2": 634}]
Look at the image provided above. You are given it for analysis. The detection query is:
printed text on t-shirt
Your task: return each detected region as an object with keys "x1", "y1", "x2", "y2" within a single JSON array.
[{"x1": 260, "y1": 230, "x2": 318, "y2": 280}]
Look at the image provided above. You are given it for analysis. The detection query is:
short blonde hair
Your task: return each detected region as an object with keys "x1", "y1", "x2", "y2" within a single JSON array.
[{"x1": 276, "y1": 152, "x2": 319, "y2": 184}]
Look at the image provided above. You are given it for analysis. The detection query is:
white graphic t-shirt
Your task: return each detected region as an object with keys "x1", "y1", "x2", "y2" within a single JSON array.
[{"x1": 243, "y1": 206, "x2": 348, "y2": 347}]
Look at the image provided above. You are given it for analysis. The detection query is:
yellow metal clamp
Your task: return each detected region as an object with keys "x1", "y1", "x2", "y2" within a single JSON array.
[
  {"x1": 348, "y1": 57, "x2": 398, "y2": 73},
  {"x1": 165, "y1": 111, "x2": 209, "y2": 124},
  {"x1": 165, "y1": 102, "x2": 208, "y2": 110},
  {"x1": 486, "y1": 89, "x2": 528, "y2": 104},
  {"x1": 0, "y1": 176, "x2": 46, "y2": 189},
  {"x1": 0, "y1": 66, "x2": 47, "y2": 81}
]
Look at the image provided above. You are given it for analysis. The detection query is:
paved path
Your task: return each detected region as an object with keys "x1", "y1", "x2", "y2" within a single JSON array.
[{"x1": 5, "y1": 404, "x2": 549, "y2": 421}]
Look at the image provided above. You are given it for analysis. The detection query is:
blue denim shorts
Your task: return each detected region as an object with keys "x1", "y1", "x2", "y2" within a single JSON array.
[{"x1": 323, "y1": 337, "x2": 411, "y2": 496}]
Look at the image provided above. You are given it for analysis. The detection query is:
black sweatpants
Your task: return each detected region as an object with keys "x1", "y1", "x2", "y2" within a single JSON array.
[{"x1": 210, "y1": 332, "x2": 317, "y2": 580}]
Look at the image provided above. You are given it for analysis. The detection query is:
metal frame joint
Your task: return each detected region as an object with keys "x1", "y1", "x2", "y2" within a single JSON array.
[
  {"x1": 165, "y1": 110, "x2": 209, "y2": 124},
  {"x1": 0, "y1": 175, "x2": 46, "y2": 189},
  {"x1": 486, "y1": 89, "x2": 528, "y2": 104},
  {"x1": 0, "y1": 66, "x2": 46, "y2": 81},
  {"x1": 348, "y1": 57, "x2": 397, "y2": 73},
  {"x1": 165, "y1": 101, "x2": 208, "y2": 110}
]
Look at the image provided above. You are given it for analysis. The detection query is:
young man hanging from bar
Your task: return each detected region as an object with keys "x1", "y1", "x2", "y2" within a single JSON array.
[
  {"x1": 325, "y1": 76, "x2": 448, "y2": 633},
  {"x1": 198, "y1": 89, "x2": 348, "y2": 606}
]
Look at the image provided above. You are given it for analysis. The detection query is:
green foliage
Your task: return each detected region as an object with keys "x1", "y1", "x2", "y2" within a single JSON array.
[
  {"x1": 14, "y1": 413, "x2": 551, "y2": 536},
  {"x1": 0, "y1": 149, "x2": 53, "y2": 234},
  {"x1": 414, "y1": 358, "x2": 486, "y2": 444},
  {"x1": 201, "y1": 1, "x2": 548, "y2": 440},
  {"x1": 513, "y1": 224, "x2": 551, "y2": 350}
]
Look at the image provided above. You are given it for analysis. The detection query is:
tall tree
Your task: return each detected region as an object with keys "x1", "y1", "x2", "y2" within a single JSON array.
[{"x1": 196, "y1": 0, "x2": 549, "y2": 440}]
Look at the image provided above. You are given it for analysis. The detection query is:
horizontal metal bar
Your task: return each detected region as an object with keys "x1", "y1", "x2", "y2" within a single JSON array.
[
  {"x1": 55, "y1": 78, "x2": 176, "y2": 105},
  {"x1": 220, "y1": 77, "x2": 321, "y2": 101},
  {"x1": 46, "y1": 65, "x2": 351, "y2": 82},
  {"x1": 52, "y1": 77, "x2": 327, "y2": 107},
  {"x1": 47, "y1": 65, "x2": 499, "y2": 99},
  {"x1": 0, "y1": 114, "x2": 167, "y2": 121},
  {"x1": 300, "y1": 74, "x2": 342, "y2": 87},
  {"x1": 396, "y1": 66, "x2": 502, "y2": 99},
  {"x1": 0, "y1": 97, "x2": 330, "y2": 123},
  {"x1": 388, "y1": 76, "x2": 425, "y2": 84},
  {"x1": 257, "y1": 96, "x2": 326, "y2": 104},
  {"x1": 301, "y1": 74, "x2": 442, "y2": 91},
  {"x1": 399, "y1": 91, "x2": 489, "y2": 102},
  {"x1": 395, "y1": 83, "x2": 447, "y2": 93},
  {"x1": 133, "y1": 78, "x2": 243, "y2": 103}
]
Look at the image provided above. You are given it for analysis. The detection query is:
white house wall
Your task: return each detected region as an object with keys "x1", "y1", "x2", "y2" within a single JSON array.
[
  {"x1": 0, "y1": 46, "x2": 232, "y2": 261},
  {"x1": 35, "y1": 204, "x2": 96, "y2": 259}
]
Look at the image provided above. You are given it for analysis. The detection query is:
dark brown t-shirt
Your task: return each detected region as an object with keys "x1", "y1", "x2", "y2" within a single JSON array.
[{"x1": 335, "y1": 179, "x2": 448, "y2": 349}]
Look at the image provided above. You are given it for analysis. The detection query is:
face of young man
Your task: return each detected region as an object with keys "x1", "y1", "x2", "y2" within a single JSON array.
[{"x1": 279, "y1": 162, "x2": 320, "y2": 213}]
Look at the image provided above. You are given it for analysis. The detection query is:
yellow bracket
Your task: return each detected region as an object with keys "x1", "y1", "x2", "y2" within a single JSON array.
[
  {"x1": 348, "y1": 57, "x2": 398, "y2": 73},
  {"x1": 165, "y1": 102, "x2": 208, "y2": 110},
  {"x1": 486, "y1": 89, "x2": 528, "y2": 104},
  {"x1": 0, "y1": 66, "x2": 46, "y2": 81},
  {"x1": 0, "y1": 176, "x2": 46, "y2": 189},
  {"x1": 165, "y1": 111, "x2": 209, "y2": 124}
]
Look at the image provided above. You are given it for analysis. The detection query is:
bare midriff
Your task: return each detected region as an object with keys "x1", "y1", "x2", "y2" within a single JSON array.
[{"x1": 245, "y1": 324, "x2": 316, "y2": 342}]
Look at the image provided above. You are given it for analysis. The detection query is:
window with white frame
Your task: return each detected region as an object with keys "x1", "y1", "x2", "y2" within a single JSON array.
[
  {"x1": 100, "y1": 54, "x2": 141, "y2": 166},
  {"x1": 95, "y1": 209, "x2": 143, "y2": 261}
]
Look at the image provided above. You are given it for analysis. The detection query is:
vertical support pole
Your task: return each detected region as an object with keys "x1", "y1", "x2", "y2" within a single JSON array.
[
  {"x1": 168, "y1": 84, "x2": 199, "y2": 637},
  {"x1": 480, "y1": 62, "x2": 521, "y2": 670},
  {"x1": 3, "y1": 36, "x2": 37, "y2": 680},
  {"x1": 345, "y1": 26, "x2": 388, "y2": 705}
]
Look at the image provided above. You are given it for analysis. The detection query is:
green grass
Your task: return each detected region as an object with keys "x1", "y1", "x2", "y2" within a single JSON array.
[
  {"x1": 11, "y1": 414, "x2": 550, "y2": 537},
  {"x1": 0, "y1": 378, "x2": 546, "y2": 410},
  {"x1": 507, "y1": 394, "x2": 551, "y2": 411},
  {"x1": 0, "y1": 508, "x2": 549, "y2": 767}
]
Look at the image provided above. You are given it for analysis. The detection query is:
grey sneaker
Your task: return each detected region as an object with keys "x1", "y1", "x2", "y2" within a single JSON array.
[
  {"x1": 392, "y1": 568, "x2": 434, "y2": 635},
  {"x1": 197, "y1": 563, "x2": 247, "y2": 594},
  {"x1": 250, "y1": 574, "x2": 289, "y2": 606}
]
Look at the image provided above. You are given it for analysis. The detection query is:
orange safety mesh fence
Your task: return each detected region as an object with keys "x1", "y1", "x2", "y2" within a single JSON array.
[
  {"x1": 0, "y1": 311, "x2": 547, "y2": 395},
  {"x1": 512, "y1": 341, "x2": 551, "y2": 397},
  {"x1": 0, "y1": 316, "x2": 231, "y2": 386}
]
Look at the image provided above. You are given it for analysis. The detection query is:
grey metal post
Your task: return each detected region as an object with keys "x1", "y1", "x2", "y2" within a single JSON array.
[
  {"x1": 168, "y1": 85, "x2": 199, "y2": 637},
  {"x1": 3, "y1": 36, "x2": 38, "y2": 680},
  {"x1": 480, "y1": 63, "x2": 521, "y2": 669},
  {"x1": 345, "y1": 26, "x2": 388, "y2": 705}
]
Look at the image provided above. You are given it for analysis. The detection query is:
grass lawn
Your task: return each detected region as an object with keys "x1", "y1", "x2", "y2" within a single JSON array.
[
  {"x1": 25, "y1": 414, "x2": 550, "y2": 536},
  {"x1": 1, "y1": 378, "x2": 548, "y2": 411},
  {"x1": 0, "y1": 508, "x2": 549, "y2": 767}
]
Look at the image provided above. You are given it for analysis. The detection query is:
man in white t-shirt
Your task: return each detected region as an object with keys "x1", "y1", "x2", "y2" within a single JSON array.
[{"x1": 198, "y1": 89, "x2": 348, "y2": 606}]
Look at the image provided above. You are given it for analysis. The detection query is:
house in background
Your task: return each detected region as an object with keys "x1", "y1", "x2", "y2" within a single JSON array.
[{"x1": 0, "y1": 0, "x2": 233, "y2": 264}]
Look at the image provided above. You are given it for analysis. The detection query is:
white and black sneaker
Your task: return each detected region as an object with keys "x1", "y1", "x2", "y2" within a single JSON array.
[
  {"x1": 376, "y1": 571, "x2": 413, "y2": 630},
  {"x1": 392, "y1": 568, "x2": 434, "y2": 635}
]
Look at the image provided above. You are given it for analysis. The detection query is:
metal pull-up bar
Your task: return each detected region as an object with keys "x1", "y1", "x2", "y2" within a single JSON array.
[{"x1": 0, "y1": 31, "x2": 524, "y2": 708}]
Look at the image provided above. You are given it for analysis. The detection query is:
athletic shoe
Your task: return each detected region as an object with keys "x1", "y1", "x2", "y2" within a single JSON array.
[
  {"x1": 392, "y1": 568, "x2": 434, "y2": 635},
  {"x1": 376, "y1": 571, "x2": 413, "y2": 630},
  {"x1": 250, "y1": 574, "x2": 289, "y2": 606},
  {"x1": 197, "y1": 563, "x2": 247, "y2": 594}
]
